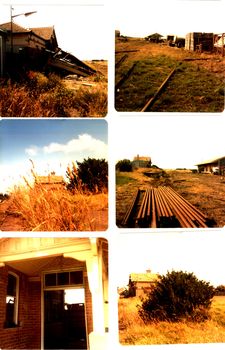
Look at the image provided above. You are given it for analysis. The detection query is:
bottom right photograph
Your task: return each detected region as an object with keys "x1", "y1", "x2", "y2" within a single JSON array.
[{"x1": 115, "y1": 231, "x2": 225, "y2": 346}]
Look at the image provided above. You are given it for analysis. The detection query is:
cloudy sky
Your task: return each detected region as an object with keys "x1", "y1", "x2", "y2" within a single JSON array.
[
  {"x1": 0, "y1": 119, "x2": 108, "y2": 193},
  {"x1": 112, "y1": 115, "x2": 225, "y2": 170},
  {"x1": 0, "y1": 1, "x2": 108, "y2": 60},
  {"x1": 113, "y1": 0, "x2": 225, "y2": 38},
  {"x1": 113, "y1": 230, "x2": 225, "y2": 288}
]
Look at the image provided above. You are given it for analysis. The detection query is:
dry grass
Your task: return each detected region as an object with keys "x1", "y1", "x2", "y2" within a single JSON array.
[
  {"x1": 0, "y1": 69, "x2": 107, "y2": 118},
  {"x1": 10, "y1": 186, "x2": 107, "y2": 231},
  {"x1": 119, "y1": 296, "x2": 225, "y2": 345},
  {"x1": 0, "y1": 167, "x2": 108, "y2": 231}
]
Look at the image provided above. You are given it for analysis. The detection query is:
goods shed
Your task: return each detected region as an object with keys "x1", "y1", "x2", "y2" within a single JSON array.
[
  {"x1": 185, "y1": 32, "x2": 214, "y2": 52},
  {"x1": 196, "y1": 156, "x2": 225, "y2": 175}
]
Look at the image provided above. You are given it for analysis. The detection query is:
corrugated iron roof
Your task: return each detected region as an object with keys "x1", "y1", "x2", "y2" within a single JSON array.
[{"x1": 195, "y1": 156, "x2": 225, "y2": 166}]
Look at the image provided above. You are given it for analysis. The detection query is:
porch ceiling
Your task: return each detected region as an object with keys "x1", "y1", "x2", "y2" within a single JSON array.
[
  {"x1": 6, "y1": 255, "x2": 64, "y2": 277},
  {"x1": 5, "y1": 255, "x2": 85, "y2": 277}
]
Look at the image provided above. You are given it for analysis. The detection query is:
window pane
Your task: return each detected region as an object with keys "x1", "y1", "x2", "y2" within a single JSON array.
[
  {"x1": 58, "y1": 272, "x2": 69, "y2": 286},
  {"x1": 5, "y1": 274, "x2": 18, "y2": 328},
  {"x1": 45, "y1": 273, "x2": 57, "y2": 287},
  {"x1": 7, "y1": 274, "x2": 16, "y2": 296},
  {"x1": 70, "y1": 271, "x2": 83, "y2": 285}
]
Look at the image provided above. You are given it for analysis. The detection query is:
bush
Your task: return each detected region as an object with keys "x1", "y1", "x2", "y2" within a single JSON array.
[
  {"x1": 215, "y1": 285, "x2": 225, "y2": 296},
  {"x1": 116, "y1": 159, "x2": 133, "y2": 172},
  {"x1": 66, "y1": 158, "x2": 108, "y2": 193},
  {"x1": 138, "y1": 270, "x2": 215, "y2": 323}
]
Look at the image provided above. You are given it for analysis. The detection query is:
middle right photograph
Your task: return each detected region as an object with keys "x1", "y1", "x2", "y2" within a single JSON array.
[{"x1": 115, "y1": 116, "x2": 225, "y2": 229}]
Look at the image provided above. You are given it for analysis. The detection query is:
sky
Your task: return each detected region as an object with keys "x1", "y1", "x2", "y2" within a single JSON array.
[
  {"x1": 111, "y1": 115, "x2": 225, "y2": 170},
  {"x1": 112, "y1": 230, "x2": 225, "y2": 288},
  {"x1": 0, "y1": 119, "x2": 108, "y2": 193},
  {"x1": 0, "y1": 1, "x2": 108, "y2": 60},
  {"x1": 113, "y1": 0, "x2": 225, "y2": 38}
]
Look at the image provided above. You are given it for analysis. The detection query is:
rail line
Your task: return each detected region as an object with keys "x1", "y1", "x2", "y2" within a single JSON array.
[
  {"x1": 122, "y1": 186, "x2": 212, "y2": 228},
  {"x1": 115, "y1": 61, "x2": 177, "y2": 111}
]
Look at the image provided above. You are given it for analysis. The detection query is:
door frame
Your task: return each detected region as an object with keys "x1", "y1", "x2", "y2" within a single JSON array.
[{"x1": 41, "y1": 268, "x2": 89, "y2": 350}]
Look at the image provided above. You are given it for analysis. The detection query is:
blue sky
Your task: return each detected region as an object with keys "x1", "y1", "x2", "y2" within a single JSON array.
[
  {"x1": 0, "y1": 2, "x2": 108, "y2": 60},
  {"x1": 0, "y1": 119, "x2": 108, "y2": 193}
]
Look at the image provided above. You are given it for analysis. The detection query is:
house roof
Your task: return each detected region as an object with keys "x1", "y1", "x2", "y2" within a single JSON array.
[
  {"x1": 0, "y1": 22, "x2": 30, "y2": 33},
  {"x1": 146, "y1": 33, "x2": 163, "y2": 38},
  {"x1": 195, "y1": 156, "x2": 225, "y2": 166},
  {"x1": 0, "y1": 23, "x2": 57, "y2": 43},
  {"x1": 30, "y1": 26, "x2": 55, "y2": 41},
  {"x1": 130, "y1": 272, "x2": 158, "y2": 283},
  {"x1": 133, "y1": 156, "x2": 151, "y2": 162},
  {"x1": 35, "y1": 175, "x2": 64, "y2": 184}
]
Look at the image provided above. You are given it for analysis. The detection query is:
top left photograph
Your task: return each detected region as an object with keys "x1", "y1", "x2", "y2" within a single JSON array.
[{"x1": 0, "y1": 3, "x2": 108, "y2": 118}]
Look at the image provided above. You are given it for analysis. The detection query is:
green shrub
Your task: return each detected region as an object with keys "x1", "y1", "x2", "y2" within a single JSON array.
[
  {"x1": 116, "y1": 159, "x2": 133, "y2": 172},
  {"x1": 138, "y1": 270, "x2": 215, "y2": 323},
  {"x1": 66, "y1": 158, "x2": 108, "y2": 193}
]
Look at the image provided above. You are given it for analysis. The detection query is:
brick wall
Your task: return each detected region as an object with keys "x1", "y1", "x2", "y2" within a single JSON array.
[
  {"x1": 84, "y1": 273, "x2": 93, "y2": 335},
  {"x1": 0, "y1": 266, "x2": 41, "y2": 350},
  {"x1": 0, "y1": 261, "x2": 93, "y2": 350}
]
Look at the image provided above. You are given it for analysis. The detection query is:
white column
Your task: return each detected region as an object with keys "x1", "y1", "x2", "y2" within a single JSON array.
[{"x1": 86, "y1": 255, "x2": 105, "y2": 334}]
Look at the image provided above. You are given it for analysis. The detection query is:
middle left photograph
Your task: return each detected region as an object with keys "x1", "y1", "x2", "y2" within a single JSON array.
[{"x1": 0, "y1": 119, "x2": 108, "y2": 232}]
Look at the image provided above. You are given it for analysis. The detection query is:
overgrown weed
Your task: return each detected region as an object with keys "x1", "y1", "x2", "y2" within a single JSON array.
[
  {"x1": 9, "y1": 167, "x2": 108, "y2": 231},
  {"x1": 0, "y1": 71, "x2": 107, "y2": 117}
]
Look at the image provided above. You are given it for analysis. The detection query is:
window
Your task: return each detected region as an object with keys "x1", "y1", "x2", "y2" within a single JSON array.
[
  {"x1": 44, "y1": 271, "x2": 83, "y2": 288},
  {"x1": 5, "y1": 272, "x2": 19, "y2": 328}
]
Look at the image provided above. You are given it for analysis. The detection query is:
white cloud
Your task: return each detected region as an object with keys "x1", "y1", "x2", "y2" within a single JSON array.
[
  {"x1": 43, "y1": 133, "x2": 108, "y2": 158},
  {"x1": 25, "y1": 146, "x2": 39, "y2": 157}
]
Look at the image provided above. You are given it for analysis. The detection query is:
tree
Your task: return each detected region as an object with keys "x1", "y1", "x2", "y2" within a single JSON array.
[
  {"x1": 138, "y1": 270, "x2": 215, "y2": 322},
  {"x1": 66, "y1": 158, "x2": 108, "y2": 193},
  {"x1": 116, "y1": 159, "x2": 133, "y2": 172}
]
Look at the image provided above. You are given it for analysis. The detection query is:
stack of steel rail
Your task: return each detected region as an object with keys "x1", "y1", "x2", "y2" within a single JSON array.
[{"x1": 122, "y1": 186, "x2": 210, "y2": 228}]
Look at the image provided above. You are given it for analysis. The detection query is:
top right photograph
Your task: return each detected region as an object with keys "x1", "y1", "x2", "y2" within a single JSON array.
[{"x1": 115, "y1": 0, "x2": 225, "y2": 113}]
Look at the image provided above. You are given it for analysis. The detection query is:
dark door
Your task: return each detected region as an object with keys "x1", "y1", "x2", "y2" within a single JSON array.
[{"x1": 44, "y1": 289, "x2": 87, "y2": 349}]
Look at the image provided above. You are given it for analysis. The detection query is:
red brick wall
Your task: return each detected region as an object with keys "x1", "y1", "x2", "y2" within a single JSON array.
[
  {"x1": 0, "y1": 261, "x2": 93, "y2": 350},
  {"x1": 0, "y1": 266, "x2": 41, "y2": 350},
  {"x1": 84, "y1": 273, "x2": 93, "y2": 335}
]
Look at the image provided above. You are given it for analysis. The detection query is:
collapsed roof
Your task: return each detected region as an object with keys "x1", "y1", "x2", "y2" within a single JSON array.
[{"x1": 0, "y1": 22, "x2": 96, "y2": 77}]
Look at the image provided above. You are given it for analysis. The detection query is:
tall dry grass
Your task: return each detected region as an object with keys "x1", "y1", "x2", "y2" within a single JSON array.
[
  {"x1": 0, "y1": 71, "x2": 107, "y2": 117},
  {"x1": 118, "y1": 296, "x2": 225, "y2": 345},
  {"x1": 8, "y1": 168, "x2": 108, "y2": 231}
]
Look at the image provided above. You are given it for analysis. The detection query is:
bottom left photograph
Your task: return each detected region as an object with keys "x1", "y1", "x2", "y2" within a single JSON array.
[{"x1": 0, "y1": 237, "x2": 108, "y2": 350}]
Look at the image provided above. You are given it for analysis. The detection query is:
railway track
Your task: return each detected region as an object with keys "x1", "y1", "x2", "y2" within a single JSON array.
[
  {"x1": 115, "y1": 60, "x2": 177, "y2": 112},
  {"x1": 122, "y1": 186, "x2": 212, "y2": 228}
]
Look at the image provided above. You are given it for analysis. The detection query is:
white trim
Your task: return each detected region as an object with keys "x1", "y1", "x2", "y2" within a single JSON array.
[{"x1": 6, "y1": 271, "x2": 19, "y2": 327}]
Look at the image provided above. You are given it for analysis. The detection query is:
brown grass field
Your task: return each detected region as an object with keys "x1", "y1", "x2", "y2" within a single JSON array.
[
  {"x1": 115, "y1": 38, "x2": 225, "y2": 112},
  {"x1": 0, "y1": 180, "x2": 108, "y2": 231},
  {"x1": 116, "y1": 168, "x2": 225, "y2": 227},
  {"x1": 118, "y1": 296, "x2": 225, "y2": 345}
]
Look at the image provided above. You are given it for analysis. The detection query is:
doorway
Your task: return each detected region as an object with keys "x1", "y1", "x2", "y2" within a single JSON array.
[{"x1": 44, "y1": 288, "x2": 87, "y2": 349}]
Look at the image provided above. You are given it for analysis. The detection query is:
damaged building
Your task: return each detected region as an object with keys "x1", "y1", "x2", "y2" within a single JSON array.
[
  {"x1": 0, "y1": 22, "x2": 96, "y2": 77},
  {"x1": 185, "y1": 32, "x2": 214, "y2": 52}
]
